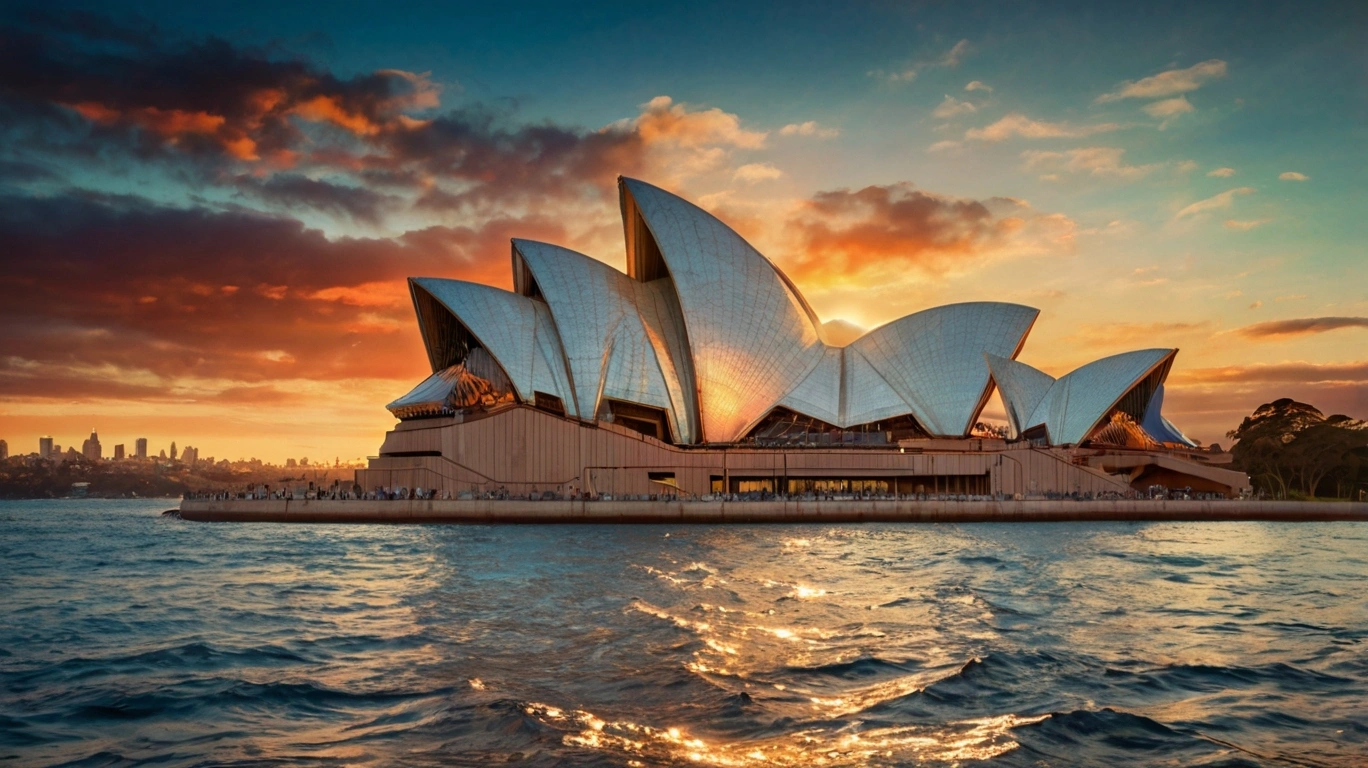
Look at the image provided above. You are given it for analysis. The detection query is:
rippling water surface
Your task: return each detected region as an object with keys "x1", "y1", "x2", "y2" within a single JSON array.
[{"x1": 2, "y1": 500, "x2": 1366, "y2": 766}]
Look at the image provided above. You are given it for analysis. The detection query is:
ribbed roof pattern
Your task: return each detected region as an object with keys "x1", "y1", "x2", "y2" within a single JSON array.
[
  {"x1": 411, "y1": 278, "x2": 576, "y2": 415},
  {"x1": 392, "y1": 178, "x2": 1194, "y2": 448}
]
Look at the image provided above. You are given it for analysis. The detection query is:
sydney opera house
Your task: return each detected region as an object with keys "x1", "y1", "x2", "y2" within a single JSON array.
[{"x1": 357, "y1": 178, "x2": 1247, "y2": 498}]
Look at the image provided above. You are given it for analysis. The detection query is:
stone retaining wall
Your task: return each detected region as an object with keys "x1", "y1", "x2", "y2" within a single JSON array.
[{"x1": 178, "y1": 498, "x2": 1368, "y2": 524}]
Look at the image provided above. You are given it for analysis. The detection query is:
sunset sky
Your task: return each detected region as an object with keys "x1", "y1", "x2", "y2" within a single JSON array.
[{"x1": 1, "y1": 1, "x2": 1364, "y2": 463}]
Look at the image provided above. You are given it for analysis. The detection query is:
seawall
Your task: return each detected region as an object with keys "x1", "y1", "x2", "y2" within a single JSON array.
[{"x1": 178, "y1": 498, "x2": 1368, "y2": 524}]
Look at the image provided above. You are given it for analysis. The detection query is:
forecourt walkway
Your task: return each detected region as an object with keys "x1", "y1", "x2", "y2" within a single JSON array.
[{"x1": 178, "y1": 499, "x2": 1368, "y2": 524}]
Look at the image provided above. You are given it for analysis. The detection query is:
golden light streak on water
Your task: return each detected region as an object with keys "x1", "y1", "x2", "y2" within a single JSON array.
[{"x1": 525, "y1": 701, "x2": 1049, "y2": 765}]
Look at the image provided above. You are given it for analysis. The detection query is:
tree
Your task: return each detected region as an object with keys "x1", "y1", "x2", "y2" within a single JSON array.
[{"x1": 1228, "y1": 399, "x2": 1368, "y2": 499}]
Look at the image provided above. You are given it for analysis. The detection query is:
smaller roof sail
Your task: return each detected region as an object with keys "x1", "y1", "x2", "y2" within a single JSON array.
[
  {"x1": 512, "y1": 239, "x2": 696, "y2": 443},
  {"x1": 410, "y1": 277, "x2": 576, "y2": 416},
  {"x1": 1024, "y1": 348, "x2": 1178, "y2": 445},
  {"x1": 1141, "y1": 384, "x2": 1198, "y2": 447},
  {"x1": 386, "y1": 350, "x2": 517, "y2": 419},
  {"x1": 850, "y1": 302, "x2": 1039, "y2": 436},
  {"x1": 984, "y1": 353, "x2": 1056, "y2": 439}
]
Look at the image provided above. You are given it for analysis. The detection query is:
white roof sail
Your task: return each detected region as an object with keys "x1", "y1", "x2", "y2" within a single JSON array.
[
  {"x1": 851, "y1": 302, "x2": 1039, "y2": 436},
  {"x1": 511, "y1": 240, "x2": 687, "y2": 439},
  {"x1": 1141, "y1": 384, "x2": 1198, "y2": 447},
  {"x1": 396, "y1": 179, "x2": 1201, "y2": 450},
  {"x1": 1027, "y1": 348, "x2": 1177, "y2": 445},
  {"x1": 411, "y1": 277, "x2": 576, "y2": 416},
  {"x1": 621, "y1": 177, "x2": 825, "y2": 442},
  {"x1": 985, "y1": 353, "x2": 1056, "y2": 439}
]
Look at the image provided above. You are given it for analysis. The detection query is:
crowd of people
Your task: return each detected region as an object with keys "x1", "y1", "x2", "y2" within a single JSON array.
[{"x1": 186, "y1": 486, "x2": 1230, "y2": 502}]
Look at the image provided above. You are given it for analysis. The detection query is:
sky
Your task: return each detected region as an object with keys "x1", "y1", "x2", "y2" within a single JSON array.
[{"x1": 1, "y1": 1, "x2": 1364, "y2": 463}]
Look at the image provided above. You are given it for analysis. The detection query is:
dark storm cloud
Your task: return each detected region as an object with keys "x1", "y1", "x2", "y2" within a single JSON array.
[
  {"x1": 233, "y1": 174, "x2": 398, "y2": 225},
  {"x1": 0, "y1": 193, "x2": 568, "y2": 396},
  {"x1": 0, "y1": 11, "x2": 643, "y2": 223}
]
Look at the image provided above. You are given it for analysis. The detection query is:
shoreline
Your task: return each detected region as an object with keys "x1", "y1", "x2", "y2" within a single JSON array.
[{"x1": 178, "y1": 498, "x2": 1368, "y2": 524}]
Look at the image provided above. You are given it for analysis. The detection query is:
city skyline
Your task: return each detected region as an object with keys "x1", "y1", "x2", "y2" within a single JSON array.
[{"x1": 0, "y1": 2, "x2": 1363, "y2": 463}]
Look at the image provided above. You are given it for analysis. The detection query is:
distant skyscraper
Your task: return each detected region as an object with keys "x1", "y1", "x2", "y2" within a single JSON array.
[
  {"x1": 82, "y1": 430, "x2": 102, "y2": 461},
  {"x1": 135, "y1": 438, "x2": 147, "y2": 459},
  {"x1": 39, "y1": 436, "x2": 53, "y2": 459},
  {"x1": 113, "y1": 444, "x2": 125, "y2": 460},
  {"x1": 0, "y1": 439, "x2": 7, "y2": 461},
  {"x1": 170, "y1": 442, "x2": 178, "y2": 461}
]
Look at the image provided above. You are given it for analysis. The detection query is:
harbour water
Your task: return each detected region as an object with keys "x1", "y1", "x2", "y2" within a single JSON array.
[{"x1": 2, "y1": 499, "x2": 1365, "y2": 766}]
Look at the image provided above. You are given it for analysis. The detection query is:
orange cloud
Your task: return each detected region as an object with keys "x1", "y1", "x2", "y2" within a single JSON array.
[
  {"x1": 292, "y1": 95, "x2": 382, "y2": 136},
  {"x1": 630, "y1": 96, "x2": 767, "y2": 149},
  {"x1": 783, "y1": 183, "x2": 1074, "y2": 286}
]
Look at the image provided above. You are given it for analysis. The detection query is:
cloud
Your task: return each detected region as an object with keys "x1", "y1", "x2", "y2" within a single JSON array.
[
  {"x1": 733, "y1": 162, "x2": 783, "y2": 183},
  {"x1": 1142, "y1": 96, "x2": 1196, "y2": 128},
  {"x1": 1170, "y1": 360, "x2": 1368, "y2": 386},
  {"x1": 965, "y1": 80, "x2": 993, "y2": 93},
  {"x1": 868, "y1": 39, "x2": 972, "y2": 83},
  {"x1": 932, "y1": 95, "x2": 977, "y2": 119},
  {"x1": 1207, "y1": 167, "x2": 1237, "y2": 178},
  {"x1": 0, "y1": 15, "x2": 653, "y2": 223},
  {"x1": 779, "y1": 121, "x2": 840, "y2": 139},
  {"x1": 630, "y1": 95, "x2": 767, "y2": 149},
  {"x1": 1174, "y1": 187, "x2": 1256, "y2": 219},
  {"x1": 940, "y1": 39, "x2": 972, "y2": 67},
  {"x1": 233, "y1": 174, "x2": 398, "y2": 225},
  {"x1": 1020, "y1": 147, "x2": 1159, "y2": 179},
  {"x1": 1224, "y1": 218, "x2": 1272, "y2": 231},
  {"x1": 1095, "y1": 60, "x2": 1228, "y2": 102},
  {"x1": 781, "y1": 182, "x2": 1075, "y2": 285},
  {"x1": 965, "y1": 113, "x2": 1121, "y2": 142},
  {"x1": 1066, "y1": 321, "x2": 1214, "y2": 349},
  {"x1": 0, "y1": 192, "x2": 571, "y2": 396},
  {"x1": 1142, "y1": 96, "x2": 1196, "y2": 118},
  {"x1": 1279, "y1": 171, "x2": 1310, "y2": 181},
  {"x1": 927, "y1": 140, "x2": 962, "y2": 153},
  {"x1": 1237, "y1": 317, "x2": 1368, "y2": 338}
]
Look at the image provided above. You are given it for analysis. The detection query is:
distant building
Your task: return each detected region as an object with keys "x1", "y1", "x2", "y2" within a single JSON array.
[
  {"x1": 0, "y1": 439, "x2": 7, "y2": 461},
  {"x1": 286, "y1": 458, "x2": 297, "y2": 469},
  {"x1": 40, "y1": 436, "x2": 53, "y2": 459},
  {"x1": 170, "y1": 442, "x2": 178, "y2": 461},
  {"x1": 135, "y1": 437, "x2": 148, "y2": 459},
  {"x1": 182, "y1": 446, "x2": 198, "y2": 466},
  {"x1": 114, "y1": 444, "x2": 125, "y2": 460},
  {"x1": 82, "y1": 430, "x2": 102, "y2": 461},
  {"x1": 52, "y1": 443, "x2": 62, "y2": 457},
  {"x1": 159, "y1": 449, "x2": 167, "y2": 459}
]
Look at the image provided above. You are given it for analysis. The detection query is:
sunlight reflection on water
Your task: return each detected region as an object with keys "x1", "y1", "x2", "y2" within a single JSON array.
[{"x1": 1, "y1": 500, "x2": 1366, "y2": 766}]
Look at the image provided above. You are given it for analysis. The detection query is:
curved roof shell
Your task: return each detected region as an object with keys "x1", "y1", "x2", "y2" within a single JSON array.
[
  {"x1": 411, "y1": 277, "x2": 576, "y2": 415},
  {"x1": 850, "y1": 302, "x2": 1039, "y2": 436},
  {"x1": 1025, "y1": 348, "x2": 1177, "y2": 445},
  {"x1": 1142, "y1": 384, "x2": 1197, "y2": 447},
  {"x1": 394, "y1": 177, "x2": 1196, "y2": 450},
  {"x1": 511, "y1": 239, "x2": 695, "y2": 443},
  {"x1": 985, "y1": 352, "x2": 1056, "y2": 439},
  {"x1": 621, "y1": 178, "x2": 825, "y2": 442}
]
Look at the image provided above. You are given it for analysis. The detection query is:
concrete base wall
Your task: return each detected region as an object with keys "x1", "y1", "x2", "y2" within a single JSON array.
[
  {"x1": 179, "y1": 498, "x2": 1368, "y2": 524},
  {"x1": 355, "y1": 406, "x2": 1249, "y2": 498}
]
